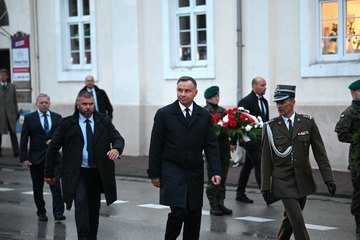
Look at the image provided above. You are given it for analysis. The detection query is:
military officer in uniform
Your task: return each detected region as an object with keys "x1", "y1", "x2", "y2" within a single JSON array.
[
  {"x1": 335, "y1": 79, "x2": 360, "y2": 235},
  {"x1": 261, "y1": 84, "x2": 336, "y2": 240},
  {"x1": 203, "y1": 86, "x2": 232, "y2": 216}
]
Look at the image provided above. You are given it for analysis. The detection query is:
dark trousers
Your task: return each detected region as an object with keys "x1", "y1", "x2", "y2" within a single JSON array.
[
  {"x1": 0, "y1": 122, "x2": 19, "y2": 155},
  {"x1": 165, "y1": 206, "x2": 202, "y2": 240},
  {"x1": 236, "y1": 148, "x2": 261, "y2": 194},
  {"x1": 74, "y1": 168, "x2": 102, "y2": 240},
  {"x1": 30, "y1": 160, "x2": 64, "y2": 217},
  {"x1": 276, "y1": 197, "x2": 309, "y2": 240},
  {"x1": 351, "y1": 170, "x2": 360, "y2": 216}
]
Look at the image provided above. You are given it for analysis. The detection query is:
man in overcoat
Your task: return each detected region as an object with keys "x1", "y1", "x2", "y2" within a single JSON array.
[
  {"x1": 20, "y1": 93, "x2": 65, "y2": 221},
  {"x1": 261, "y1": 84, "x2": 336, "y2": 240},
  {"x1": 0, "y1": 68, "x2": 19, "y2": 157},
  {"x1": 78, "y1": 75, "x2": 113, "y2": 119},
  {"x1": 45, "y1": 91, "x2": 125, "y2": 239},
  {"x1": 148, "y1": 76, "x2": 221, "y2": 240}
]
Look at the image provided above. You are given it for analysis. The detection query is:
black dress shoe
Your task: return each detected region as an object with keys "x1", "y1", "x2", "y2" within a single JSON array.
[
  {"x1": 54, "y1": 215, "x2": 66, "y2": 221},
  {"x1": 219, "y1": 205, "x2": 233, "y2": 215},
  {"x1": 210, "y1": 205, "x2": 223, "y2": 216},
  {"x1": 265, "y1": 197, "x2": 280, "y2": 206},
  {"x1": 38, "y1": 213, "x2": 48, "y2": 221},
  {"x1": 235, "y1": 193, "x2": 254, "y2": 203}
]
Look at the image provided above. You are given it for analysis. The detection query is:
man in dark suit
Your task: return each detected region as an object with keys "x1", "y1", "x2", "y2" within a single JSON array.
[
  {"x1": 45, "y1": 91, "x2": 125, "y2": 239},
  {"x1": 148, "y1": 76, "x2": 222, "y2": 240},
  {"x1": 261, "y1": 84, "x2": 336, "y2": 240},
  {"x1": 233, "y1": 77, "x2": 274, "y2": 204},
  {"x1": 78, "y1": 75, "x2": 113, "y2": 119},
  {"x1": 20, "y1": 93, "x2": 65, "y2": 221}
]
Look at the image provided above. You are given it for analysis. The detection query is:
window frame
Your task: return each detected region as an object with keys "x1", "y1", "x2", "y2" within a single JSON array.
[
  {"x1": 55, "y1": 0, "x2": 97, "y2": 81},
  {"x1": 300, "y1": 0, "x2": 360, "y2": 77},
  {"x1": 162, "y1": 0, "x2": 214, "y2": 80}
]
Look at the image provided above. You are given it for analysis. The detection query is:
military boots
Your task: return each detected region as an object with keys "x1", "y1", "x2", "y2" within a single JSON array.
[
  {"x1": 218, "y1": 199, "x2": 233, "y2": 215},
  {"x1": 209, "y1": 203, "x2": 223, "y2": 216}
]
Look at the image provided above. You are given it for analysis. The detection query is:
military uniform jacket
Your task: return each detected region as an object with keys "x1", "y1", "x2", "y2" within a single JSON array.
[
  {"x1": 261, "y1": 113, "x2": 334, "y2": 198},
  {"x1": 335, "y1": 100, "x2": 360, "y2": 172}
]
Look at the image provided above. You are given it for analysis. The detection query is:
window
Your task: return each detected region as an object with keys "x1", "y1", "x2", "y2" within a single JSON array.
[
  {"x1": 67, "y1": 0, "x2": 92, "y2": 66},
  {"x1": 320, "y1": 0, "x2": 360, "y2": 60},
  {"x1": 55, "y1": 0, "x2": 97, "y2": 81},
  {"x1": 300, "y1": 0, "x2": 360, "y2": 77},
  {"x1": 163, "y1": 0, "x2": 214, "y2": 79}
]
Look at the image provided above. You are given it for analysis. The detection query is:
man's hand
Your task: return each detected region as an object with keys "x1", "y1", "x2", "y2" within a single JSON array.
[
  {"x1": 107, "y1": 149, "x2": 120, "y2": 161},
  {"x1": 151, "y1": 178, "x2": 161, "y2": 188},
  {"x1": 211, "y1": 175, "x2": 221, "y2": 185},
  {"x1": 326, "y1": 181, "x2": 336, "y2": 196},
  {"x1": 44, "y1": 177, "x2": 56, "y2": 185},
  {"x1": 262, "y1": 190, "x2": 271, "y2": 203},
  {"x1": 22, "y1": 160, "x2": 32, "y2": 170}
]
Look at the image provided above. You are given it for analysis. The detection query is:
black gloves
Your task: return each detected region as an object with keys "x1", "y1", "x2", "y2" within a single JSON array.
[
  {"x1": 326, "y1": 181, "x2": 336, "y2": 196},
  {"x1": 262, "y1": 190, "x2": 271, "y2": 203}
]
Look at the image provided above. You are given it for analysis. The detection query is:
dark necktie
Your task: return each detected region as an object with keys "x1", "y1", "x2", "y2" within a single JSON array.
[
  {"x1": 85, "y1": 119, "x2": 95, "y2": 167},
  {"x1": 43, "y1": 113, "x2": 50, "y2": 136},
  {"x1": 259, "y1": 97, "x2": 266, "y2": 119},
  {"x1": 288, "y1": 119, "x2": 293, "y2": 136},
  {"x1": 185, "y1": 108, "x2": 191, "y2": 122}
]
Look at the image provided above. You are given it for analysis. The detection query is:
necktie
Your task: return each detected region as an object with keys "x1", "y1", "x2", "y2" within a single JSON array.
[
  {"x1": 288, "y1": 119, "x2": 293, "y2": 136},
  {"x1": 43, "y1": 113, "x2": 50, "y2": 136},
  {"x1": 85, "y1": 119, "x2": 95, "y2": 167},
  {"x1": 259, "y1": 97, "x2": 266, "y2": 119},
  {"x1": 185, "y1": 108, "x2": 191, "y2": 122}
]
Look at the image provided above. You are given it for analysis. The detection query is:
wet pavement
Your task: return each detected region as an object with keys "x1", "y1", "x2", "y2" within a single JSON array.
[{"x1": 0, "y1": 148, "x2": 356, "y2": 239}]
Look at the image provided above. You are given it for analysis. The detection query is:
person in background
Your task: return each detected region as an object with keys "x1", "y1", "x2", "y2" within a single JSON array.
[
  {"x1": 0, "y1": 68, "x2": 19, "y2": 157},
  {"x1": 148, "y1": 76, "x2": 221, "y2": 240},
  {"x1": 335, "y1": 79, "x2": 360, "y2": 235},
  {"x1": 203, "y1": 86, "x2": 232, "y2": 216},
  {"x1": 20, "y1": 93, "x2": 65, "y2": 221},
  {"x1": 233, "y1": 77, "x2": 276, "y2": 204},
  {"x1": 45, "y1": 91, "x2": 125, "y2": 239},
  {"x1": 78, "y1": 75, "x2": 113, "y2": 119},
  {"x1": 261, "y1": 84, "x2": 336, "y2": 240}
]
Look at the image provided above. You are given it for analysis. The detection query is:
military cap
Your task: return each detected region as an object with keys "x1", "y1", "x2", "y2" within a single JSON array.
[
  {"x1": 204, "y1": 86, "x2": 219, "y2": 99},
  {"x1": 348, "y1": 79, "x2": 360, "y2": 91},
  {"x1": 273, "y1": 84, "x2": 296, "y2": 102}
]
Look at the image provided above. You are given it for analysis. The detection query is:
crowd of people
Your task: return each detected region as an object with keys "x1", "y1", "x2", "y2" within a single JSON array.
[{"x1": 1, "y1": 69, "x2": 359, "y2": 239}]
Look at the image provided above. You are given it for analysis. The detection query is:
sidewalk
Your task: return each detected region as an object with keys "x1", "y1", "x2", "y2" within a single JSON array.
[{"x1": 0, "y1": 148, "x2": 352, "y2": 198}]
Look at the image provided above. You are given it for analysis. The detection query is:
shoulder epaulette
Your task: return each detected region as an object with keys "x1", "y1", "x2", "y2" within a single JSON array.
[
  {"x1": 299, "y1": 114, "x2": 312, "y2": 119},
  {"x1": 267, "y1": 118, "x2": 277, "y2": 124}
]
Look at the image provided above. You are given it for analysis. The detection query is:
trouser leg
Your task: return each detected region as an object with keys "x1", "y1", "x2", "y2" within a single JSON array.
[
  {"x1": 236, "y1": 155, "x2": 253, "y2": 195},
  {"x1": 50, "y1": 157, "x2": 64, "y2": 217},
  {"x1": 30, "y1": 162, "x2": 46, "y2": 215},
  {"x1": 165, "y1": 207, "x2": 185, "y2": 240},
  {"x1": 276, "y1": 197, "x2": 309, "y2": 240},
  {"x1": 183, "y1": 207, "x2": 202, "y2": 240}
]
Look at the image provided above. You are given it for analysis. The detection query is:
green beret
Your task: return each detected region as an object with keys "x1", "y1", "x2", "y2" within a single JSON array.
[
  {"x1": 204, "y1": 86, "x2": 219, "y2": 99},
  {"x1": 349, "y1": 79, "x2": 360, "y2": 91}
]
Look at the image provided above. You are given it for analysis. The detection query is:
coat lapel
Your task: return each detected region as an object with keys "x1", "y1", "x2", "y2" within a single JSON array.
[{"x1": 292, "y1": 113, "x2": 302, "y2": 139}]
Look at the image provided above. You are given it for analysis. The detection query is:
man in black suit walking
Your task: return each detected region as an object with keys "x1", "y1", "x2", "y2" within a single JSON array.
[
  {"x1": 78, "y1": 75, "x2": 113, "y2": 119},
  {"x1": 20, "y1": 93, "x2": 65, "y2": 221},
  {"x1": 148, "y1": 76, "x2": 222, "y2": 240},
  {"x1": 45, "y1": 91, "x2": 124, "y2": 239},
  {"x1": 233, "y1": 77, "x2": 277, "y2": 205}
]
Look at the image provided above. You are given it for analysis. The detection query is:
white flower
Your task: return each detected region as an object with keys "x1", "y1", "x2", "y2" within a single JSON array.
[
  {"x1": 222, "y1": 115, "x2": 229, "y2": 123},
  {"x1": 238, "y1": 107, "x2": 245, "y2": 111},
  {"x1": 245, "y1": 125, "x2": 253, "y2": 132},
  {"x1": 242, "y1": 135, "x2": 251, "y2": 142}
]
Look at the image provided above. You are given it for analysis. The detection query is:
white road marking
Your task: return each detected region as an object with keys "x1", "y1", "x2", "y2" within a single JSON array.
[
  {"x1": 101, "y1": 200, "x2": 128, "y2": 204},
  {"x1": 0, "y1": 187, "x2": 15, "y2": 192},
  {"x1": 137, "y1": 203, "x2": 169, "y2": 209},
  {"x1": 305, "y1": 224, "x2": 338, "y2": 231},
  {"x1": 235, "y1": 216, "x2": 275, "y2": 222}
]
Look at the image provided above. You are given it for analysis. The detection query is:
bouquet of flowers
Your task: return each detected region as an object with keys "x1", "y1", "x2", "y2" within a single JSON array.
[{"x1": 212, "y1": 107, "x2": 264, "y2": 142}]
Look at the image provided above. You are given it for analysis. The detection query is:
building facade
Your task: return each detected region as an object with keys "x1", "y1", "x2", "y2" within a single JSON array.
[{"x1": 1, "y1": 0, "x2": 359, "y2": 171}]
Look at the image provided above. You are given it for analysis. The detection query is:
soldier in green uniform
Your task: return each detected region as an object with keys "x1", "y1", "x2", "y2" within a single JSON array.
[
  {"x1": 335, "y1": 79, "x2": 360, "y2": 235},
  {"x1": 261, "y1": 84, "x2": 336, "y2": 240},
  {"x1": 203, "y1": 86, "x2": 232, "y2": 216}
]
